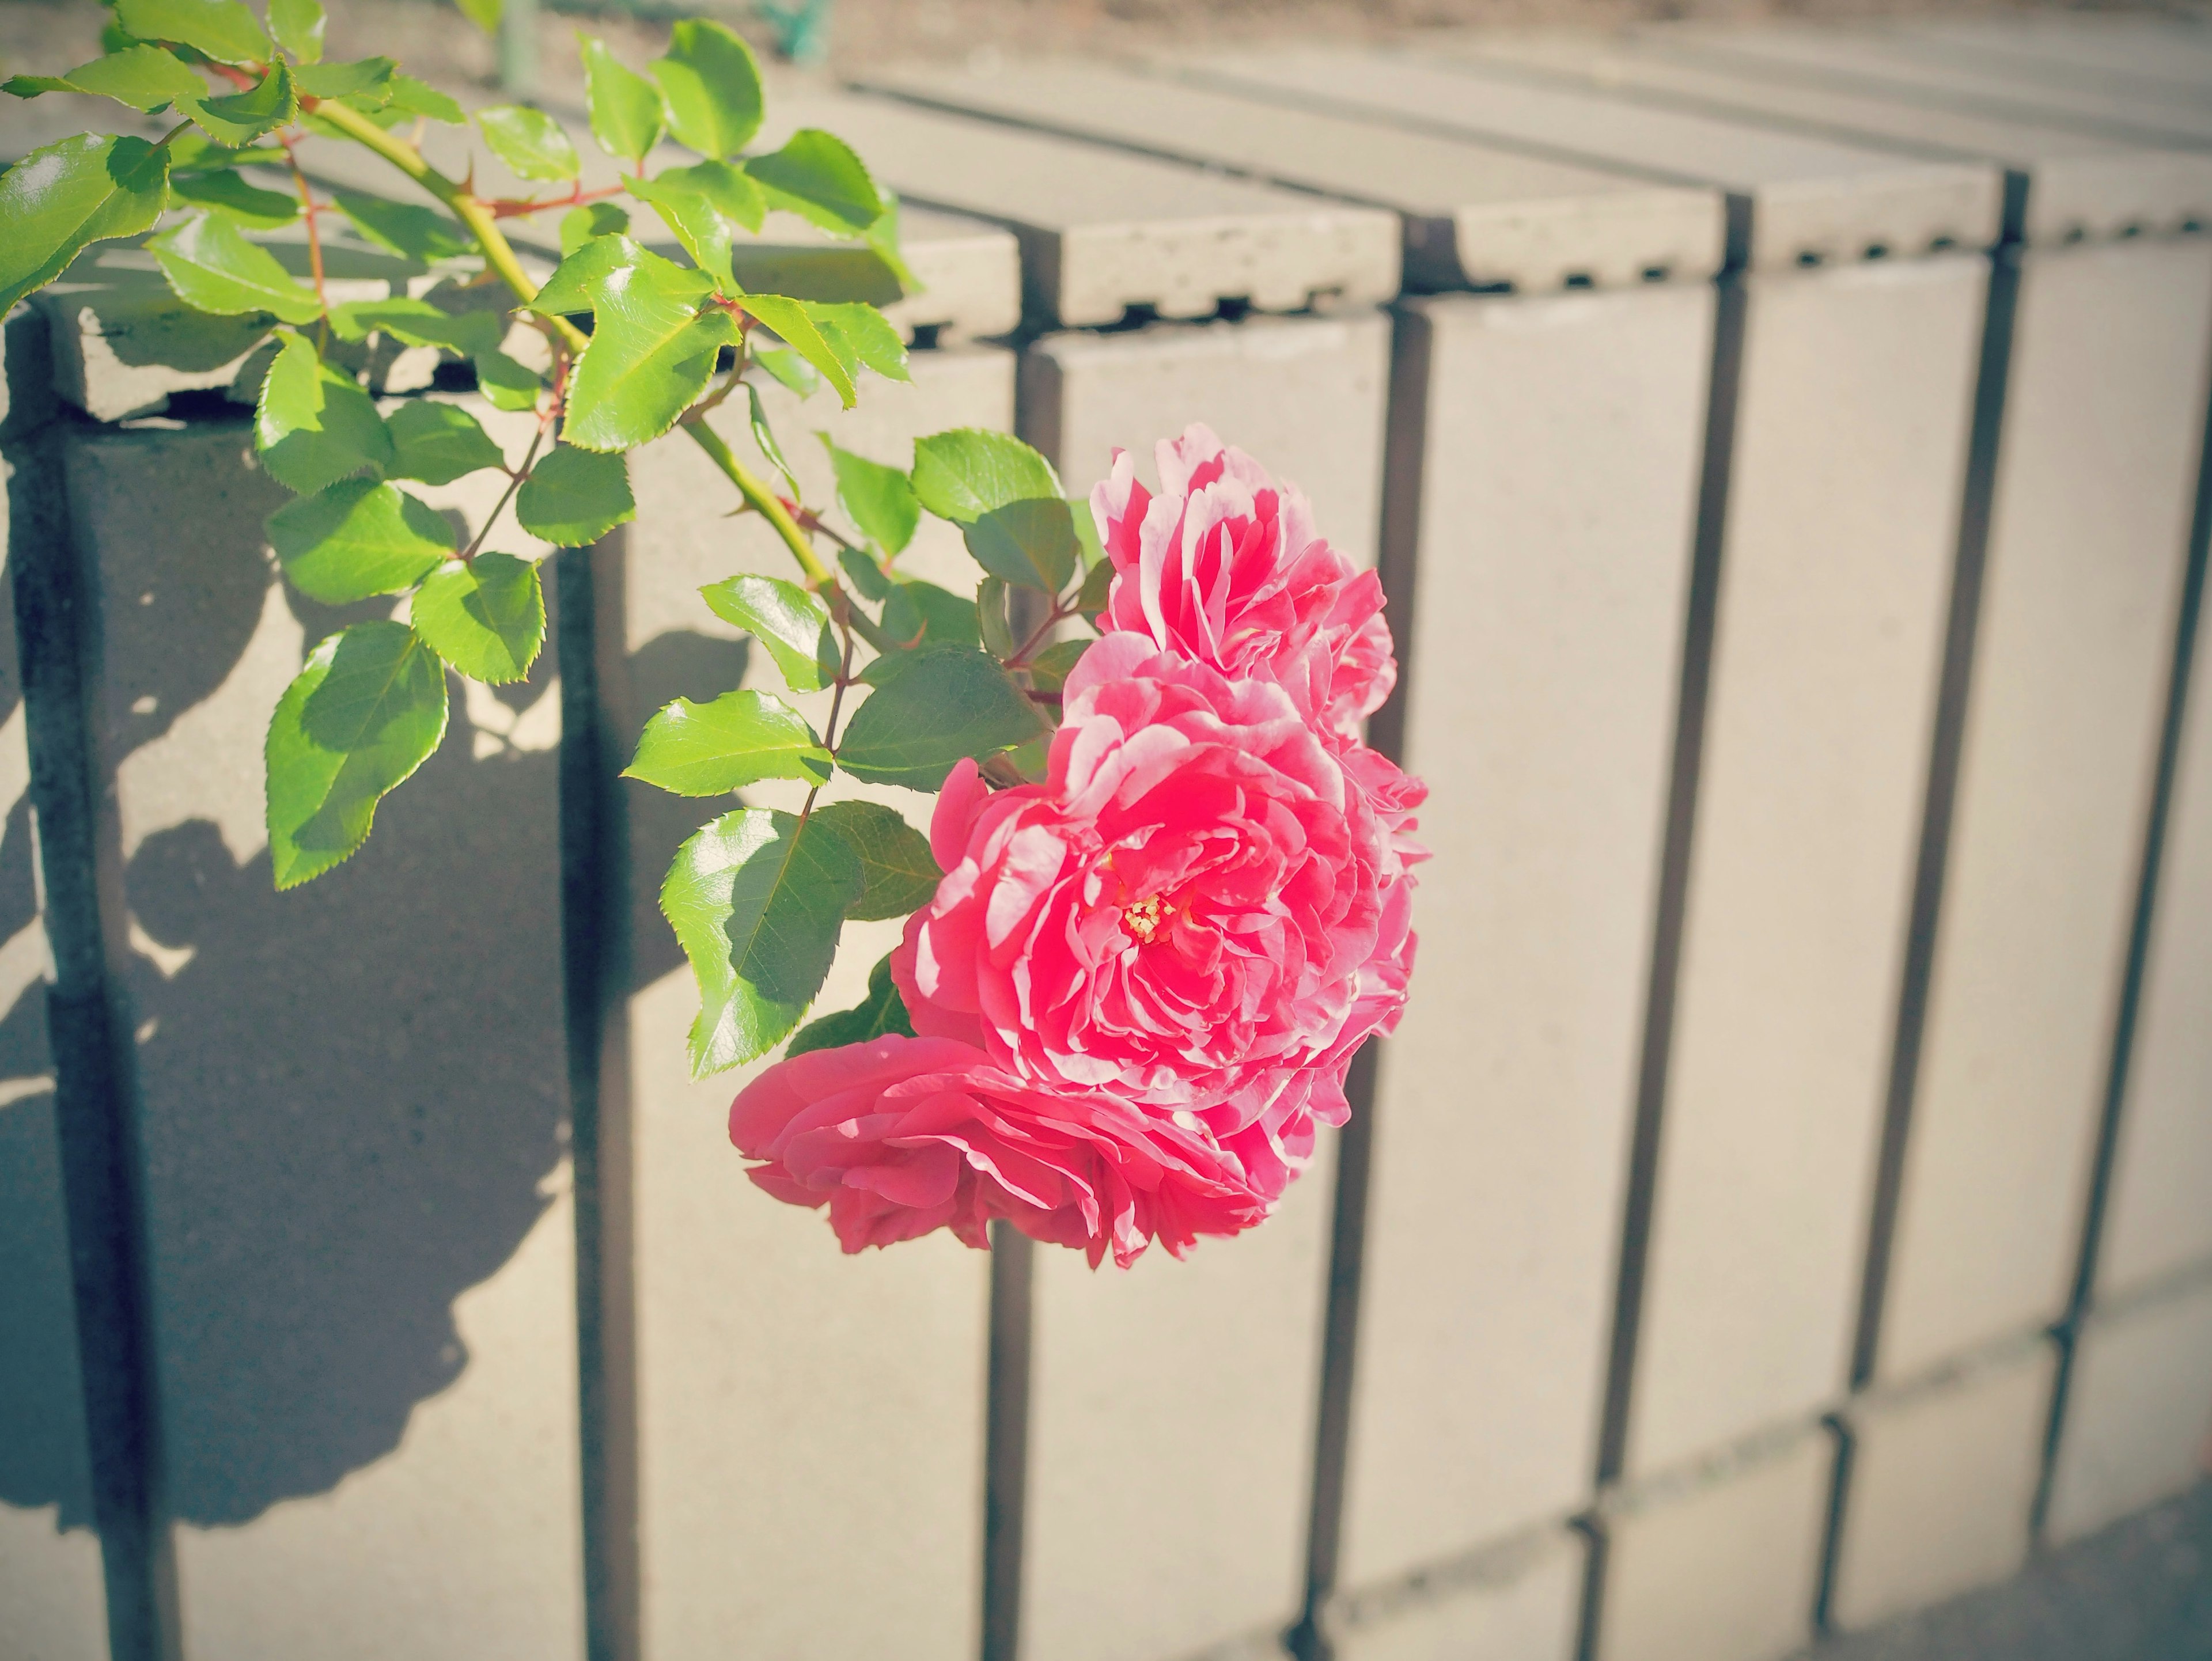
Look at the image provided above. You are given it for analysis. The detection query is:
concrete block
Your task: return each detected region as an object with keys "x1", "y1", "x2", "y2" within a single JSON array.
[
  {"x1": 1628, "y1": 255, "x2": 1984, "y2": 1475},
  {"x1": 1191, "y1": 51, "x2": 2005, "y2": 270},
  {"x1": 58, "y1": 405, "x2": 583, "y2": 1659},
  {"x1": 1597, "y1": 1432, "x2": 1830, "y2": 1661},
  {"x1": 1880, "y1": 237, "x2": 2212, "y2": 1381},
  {"x1": 1463, "y1": 33, "x2": 2212, "y2": 246},
  {"x1": 1829, "y1": 1341, "x2": 2055, "y2": 1631},
  {"x1": 2098, "y1": 617, "x2": 2212, "y2": 1296},
  {"x1": 759, "y1": 94, "x2": 1400, "y2": 327},
  {"x1": 1333, "y1": 1527, "x2": 1584, "y2": 1661},
  {"x1": 619, "y1": 348, "x2": 1013, "y2": 1660},
  {"x1": 727, "y1": 206, "x2": 1022, "y2": 345},
  {"x1": 859, "y1": 63, "x2": 1725, "y2": 292},
  {"x1": 2046, "y1": 1279, "x2": 2212, "y2": 1545},
  {"x1": 1337, "y1": 286, "x2": 1708, "y2": 1586},
  {"x1": 1889, "y1": 17, "x2": 2212, "y2": 109},
  {"x1": 1020, "y1": 312, "x2": 1389, "y2": 566}
]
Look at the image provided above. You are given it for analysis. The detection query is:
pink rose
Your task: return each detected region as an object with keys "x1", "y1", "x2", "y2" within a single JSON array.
[
  {"x1": 1093, "y1": 423, "x2": 1397, "y2": 738},
  {"x1": 730, "y1": 1034, "x2": 1271, "y2": 1266},
  {"x1": 891, "y1": 637, "x2": 1418, "y2": 1189}
]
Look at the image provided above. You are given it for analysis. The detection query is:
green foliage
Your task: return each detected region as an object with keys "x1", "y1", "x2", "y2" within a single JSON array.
[
  {"x1": 269, "y1": 479, "x2": 456, "y2": 603},
  {"x1": 784, "y1": 954, "x2": 916, "y2": 1057},
  {"x1": 556, "y1": 239, "x2": 740, "y2": 451},
  {"x1": 582, "y1": 38, "x2": 665, "y2": 165},
  {"x1": 627, "y1": 172, "x2": 737, "y2": 294},
  {"x1": 747, "y1": 129, "x2": 883, "y2": 236},
  {"x1": 700, "y1": 574, "x2": 840, "y2": 693},
  {"x1": 890, "y1": 579, "x2": 983, "y2": 651},
  {"x1": 0, "y1": 134, "x2": 171, "y2": 314},
  {"x1": 293, "y1": 59, "x2": 392, "y2": 101},
  {"x1": 188, "y1": 62, "x2": 300, "y2": 148},
  {"x1": 516, "y1": 444, "x2": 635, "y2": 547},
  {"x1": 821, "y1": 437, "x2": 918, "y2": 557},
  {"x1": 455, "y1": 0, "x2": 503, "y2": 36},
  {"x1": 410, "y1": 555, "x2": 544, "y2": 683},
  {"x1": 5, "y1": 45, "x2": 203, "y2": 113},
  {"x1": 1025, "y1": 637, "x2": 1092, "y2": 695},
  {"x1": 478, "y1": 105, "x2": 581, "y2": 183},
  {"x1": 384, "y1": 400, "x2": 506, "y2": 486},
  {"x1": 747, "y1": 383, "x2": 797, "y2": 492},
  {"x1": 169, "y1": 168, "x2": 298, "y2": 227},
  {"x1": 268, "y1": 0, "x2": 326, "y2": 63},
  {"x1": 751, "y1": 344, "x2": 819, "y2": 399},
  {"x1": 332, "y1": 192, "x2": 475, "y2": 263},
  {"x1": 561, "y1": 200, "x2": 630, "y2": 255},
  {"x1": 811, "y1": 801, "x2": 941, "y2": 920},
  {"x1": 266, "y1": 622, "x2": 449, "y2": 889},
  {"x1": 910, "y1": 429, "x2": 1063, "y2": 525},
  {"x1": 1074, "y1": 549, "x2": 1115, "y2": 616},
  {"x1": 256, "y1": 330, "x2": 393, "y2": 494},
  {"x1": 803, "y1": 301, "x2": 908, "y2": 385},
  {"x1": 113, "y1": 0, "x2": 271, "y2": 66},
  {"x1": 386, "y1": 74, "x2": 463, "y2": 125},
  {"x1": 965, "y1": 498, "x2": 1081, "y2": 593},
  {"x1": 626, "y1": 689, "x2": 832, "y2": 796},
  {"x1": 146, "y1": 211, "x2": 321, "y2": 323},
  {"x1": 653, "y1": 20, "x2": 764, "y2": 162},
  {"x1": 661, "y1": 807, "x2": 862, "y2": 1075},
  {"x1": 838, "y1": 646, "x2": 1044, "y2": 790},
  {"x1": 735, "y1": 292, "x2": 854, "y2": 408}
]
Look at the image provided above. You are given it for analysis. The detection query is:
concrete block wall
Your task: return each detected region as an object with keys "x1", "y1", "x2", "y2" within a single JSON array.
[{"x1": 3, "y1": 19, "x2": 2211, "y2": 1661}]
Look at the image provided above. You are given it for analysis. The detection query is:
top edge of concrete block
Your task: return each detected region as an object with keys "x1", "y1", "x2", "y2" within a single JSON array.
[
  {"x1": 855, "y1": 61, "x2": 1725, "y2": 291},
  {"x1": 1876, "y1": 16, "x2": 2212, "y2": 108},
  {"x1": 1181, "y1": 48, "x2": 2007, "y2": 270},
  {"x1": 767, "y1": 92, "x2": 1400, "y2": 326},
  {"x1": 1451, "y1": 32, "x2": 2212, "y2": 245}
]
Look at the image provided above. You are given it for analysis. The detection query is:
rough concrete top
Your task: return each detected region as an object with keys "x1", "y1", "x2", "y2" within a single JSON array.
[
  {"x1": 854, "y1": 62, "x2": 1725, "y2": 292},
  {"x1": 1661, "y1": 26, "x2": 2212, "y2": 153},
  {"x1": 1185, "y1": 50, "x2": 2005, "y2": 271},
  {"x1": 1456, "y1": 32, "x2": 2212, "y2": 247},
  {"x1": 757, "y1": 93, "x2": 1400, "y2": 326}
]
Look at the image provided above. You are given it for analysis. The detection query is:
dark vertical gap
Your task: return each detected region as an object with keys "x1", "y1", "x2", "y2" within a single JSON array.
[
  {"x1": 2031, "y1": 303, "x2": 2212, "y2": 1542},
  {"x1": 1570, "y1": 1515, "x2": 1608, "y2": 1661},
  {"x1": 1850, "y1": 245, "x2": 2023, "y2": 1391},
  {"x1": 1286, "y1": 302, "x2": 1434, "y2": 1661},
  {"x1": 6, "y1": 377, "x2": 180, "y2": 1657},
  {"x1": 1590, "y1": 270, "x2": 1749, "y2": 1493},
  {"x1": 1812, "y1": 1412, "x2": 1858, "y2": 1635},
  {"x1": 982, "y1": 1221, "x2": 1035, "y2": 1661},
  {"x1": 558, "y1": 537, "x2": 641, "y2": 1661}
]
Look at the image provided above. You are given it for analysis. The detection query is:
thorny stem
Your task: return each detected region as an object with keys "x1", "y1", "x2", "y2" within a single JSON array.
[
  {"x1": 1003, "y1": 597, "x2": 1077, "y2": 671},
  {"x1": 306, "y1": 96, "x2": 838, "y2": 598},
  {"x1": 458, "y1": 422, "x2": 547, "y2": 563},
  {"x1": 485, "y1": 181, "x2": 630, "y2": 221},
  {"x1": 279, "y1": 135, "x2": 331, "y2": 350},
  {"x1": 800, "y1": 624, "x2": 861, "y2": 822}
]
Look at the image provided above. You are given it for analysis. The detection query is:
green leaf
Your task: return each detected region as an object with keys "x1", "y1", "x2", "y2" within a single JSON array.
[
  {"x1": 186, "y1": 60, "x2": 298, "y2": 147},
  {"x1": 327, "y1": 295, "x2": 503, "y2": 355},
  {"x1": 838, "y1": 545, "x2": 890, "y2": 605},
  {"x1": 473, "y1": 348, "x2": 541, "y2": 412},
  {"x1": 385, "y1": 73, "x2": 463, "y2": 124},
  {"x1": 862, "y1": 192, "x2": 921, "y2": 295},
  {"x1": 146, "y1": 211, "x2": 321, "y2": 323},
  {"x1": 661, "y1": 807, "x2": 862, "y2": 1075},
  {"x1": 1025, "y1": 636, "x2": 1092, "y2": 694},
  {"x1": 662, "y1": 159, "x2": 765, "y2": 229},
  {"x1": 746, "y1": 382, "x2": 796, "y2": 494},
  {"x1": 625, "y1": 689, "x2": 830, "y2": 796},
  {"x1": 652, "y1": 18, "x2": 763, "y2": 161},
  {"x1": 812, "y1": 801, "x2": 941, "y2": 921},
  {"x1": 582, "y1": 37, "x2": 664, "y2": 164},
  {"x1": 528, "y1": 230, "x2": 632, "y2": 316},
  {"x1": 700, "y1": 572, "x2": 839, "y2": 693},
  {"x1": 821, "y1": 435, "x2": 918, "y2": 556},
  {"x1": 560, "y1": 200, "x2": 630, "y2": 256},
  {"x1": 331, "y1": 191, "x2": 475, "y2": 263},
  {"x1": 910, "y1": 428, "x2": 1062, "y2": 525},
  {"x1": 784, "y1": 953, "x2": 916, "y2": 1057},
  {"x1": 255, "y1": 330, "x2": 393, "y2": 494},
  {"x1": 385, "y1": 399, "x2": 506, "y2": 485},
  {"x1": 745, "y1": 128, "x2": 882, "y2": 236},
  {"x1": 4, "y1": 45, "x2": 204, "y2": 113},
  {"x1": 751, "y1": 344, "x2": 818, "y2": 399},
  {"x1": 268, "y1": 0, "x2": 325, "y2": 62},
  {"x1": 734, "y1": 291, "x2": 854, "y2": 408},
  {"x1": 454, "y1": 0, "x2": 501, "y2": 35},
  {"x1": 113, "y1": 0, "x2": 271, "y2": 65},
  {"x1": 293, "y1": 58, "x2": 393, "y2": 101},
  {"x1": 410, "y1": 553, "x2": 544, "y2": 682},
  {"x1": 560, "y1": 241, "x2": 739, "y2": 452},
  {"x1": 626, "y1": 172, "x2": 732, "y2": 294},
  {"x1": 266, "y1": 621, "x2": 449, "y2": 888},
  {"x1": 803, "y1": 300, "x2": 908, "y2": 384},
  {"x1": 268, "y1": 478, "x2": 456, "y2": 602},
  {"x1": 838, "y1": 645, "x2": 1044, "y2": 790},
  {"x1": 170, "y1": 167, "x2": 298, "y2": 227},
  {"x1": 897, "y1": 579, "x2": 982, "y2": 650},
  {"x1": 167, "y1": 130, "x2": 283, "y2": 173},
  {"x1": 1074, "y1": 551, "x2": 1115, "y2": 616},
  {"x1": 0, "y1": 134, "x2": 171, "y2": 315},
  {"x1": 965, "y1": 497, "x2": 1079, "y2": 594},
  {"x1": 977, "y1": 576, "x2": 1014, "y2": 659},
  {"x1": 478, "y1": 104, "x2": 579, "y2": 183},
  {"x1": 516, "y1": 443, "x2": 635, "y2": 546}
]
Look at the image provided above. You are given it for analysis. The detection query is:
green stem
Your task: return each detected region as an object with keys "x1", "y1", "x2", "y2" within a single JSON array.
[{"x1": 306, "y1": 97, "x2": 834, "y2": 596}]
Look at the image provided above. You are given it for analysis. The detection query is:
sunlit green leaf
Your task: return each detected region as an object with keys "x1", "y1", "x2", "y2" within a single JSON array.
[
  {"x1": 746, "y1": 381, "x2": 797, "y2": 493},
  {"x1": 185, "y1": 60, "x2": 297, "y2": 147},
  {"x1": 255, "y1": 329, "x2": 393, "y2": 494},
  {"x1": 516, "y1": 443, "x2": 635, "y2": 545},
  {"x1": 910, "y1": 428, "x2": 1062, "y2": 524},
  {"x1": 965, "y1": 497, "x2": 1079, "y2": 593},
  {"x1": 734, "y1": 290, "x2": 854, "y2": 408},
  {"x1": 820, "y1": 434, "x2": 918, "y2": 556},
  {"x1": 266, "y1": 621, "x2": 449, "y2": 888},
  {"x1": 169, "y1": 166, "x2": 298, "y2": 227},
  {"x1": 747, "y1": 128, "x2": 882, "y2": 236},
  {"x1": 560, "y1": 200, "x2": 630, "y2": 256},
  {"x1": 559, "y1": 239, "x2": 739, "y2": 451},
  {"x1": 751, "y1": 344, "x2": 817, "y2": 399},
  {"x1": 839, "y1": 644, "x2": 1044, "y2": 790},
  {"x1": 627, "y1": 172, "x2": 732, "y2": 293},
  {"x1": 479, "y1": 104, "x2": 580, "y2": 182},
  {"x1": 384, "y1": 399, "x2": 506, "y2": 485},
  {"x1": 784, "y1": 953, "x2": 916, "y2": 1057},
  {"x1": 652, "y1": 18, "x2": 763, "y2": 161},
  {"x1": 146, "y1": 210, "x2": 321, "y2": 323},
  {"x1": 410, "y1": 553, "x2": 543, "y2": 682},
  {"x1": 385, "y1": 73, "x2": 462, "y2": 124},
  {"x1": 3, "y1": 45, "x2": 203, "y2": 113},
  {"x1": 268, "y1": 0, "x2": 325, "y2": 62},
  {"x1": 700, "y1": 572, "x2": 839, "y2": 693},
  {"x1": 582, "y1": 36, "x2": 663, "y2": 164},
  {"x1": 626, "y1": 689, "x2": 830, "y2": 796},
  {"x1": 113, "y1": 0, "x2": 271, "y2": 65},
  {"x1": 327, "y1": 294, "x2": 503, "y2": 354},
  {"x1": 0, "y1": 134, "x2": 170, "y2": 314},
  {"x1": 528, "y1": 230, "x2": 632, "y2": 316},
  {"x1": 811, "y1": 800, "x2": 941, "y2": 921},
  {"x1": 268, "y1": 478, "x2": 456, "y2": 602},
  {"x1": 293, "y1": 58, "x2": 393, "y2": 101},
  {"x1": 803, "y1": 299, "x2": 908, "y2": 384},
  {"x1": 454, "y1": 0, "x2": 502, "y2": 36},
  {"x1": 472, "y1": 347, "x2": 541, "y2": 412}
]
